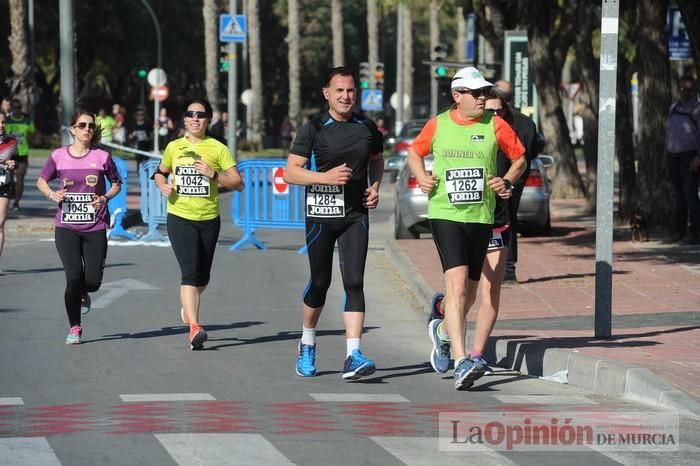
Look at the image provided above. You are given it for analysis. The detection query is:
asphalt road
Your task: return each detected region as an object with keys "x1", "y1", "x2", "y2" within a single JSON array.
[{"x1": 1, "y1": 176, "x2": 699, "y2": 465}]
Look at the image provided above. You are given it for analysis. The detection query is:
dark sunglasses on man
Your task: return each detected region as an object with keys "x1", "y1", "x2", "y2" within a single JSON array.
[{"x1": 453, "y1": 88, "x2": 492, "y2": 99}]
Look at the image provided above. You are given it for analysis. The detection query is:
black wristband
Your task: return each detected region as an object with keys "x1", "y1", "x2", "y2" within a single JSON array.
[
  {"x1": 211, "y1": 171, "x2": 218, "y2": 181},
  {"x1": 503, "y1": 178, "x2": 512, "y2": 190}
]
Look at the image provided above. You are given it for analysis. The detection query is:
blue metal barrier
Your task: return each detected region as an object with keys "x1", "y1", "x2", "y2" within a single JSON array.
[
  {"x1": 230, "y1": 159, "x2": 306, "y2": 251},
  {"x1": 107, "y1": 157, "x2": 139, "y2": 240},
  {"x1": 139, "y1": 159, "x2": 169, "y2": 242}
]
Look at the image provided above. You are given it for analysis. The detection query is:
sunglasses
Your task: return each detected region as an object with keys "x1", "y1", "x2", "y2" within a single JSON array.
[
  {"x1": 185, "y1": 111, "x2": 210, "y2": 119},
  {"x1": 73, "y1": 122, "x2": 97, "y2": 130},
  {"x1": 488, "y1": 108, "x2": 506, "y2": 117},
  {"x1": 454, "y1": 88, "x2": 491, "y2": 99}
]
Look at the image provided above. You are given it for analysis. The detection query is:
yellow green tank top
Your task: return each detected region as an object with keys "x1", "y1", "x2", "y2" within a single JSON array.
[{"x1": 428, "y1": 110, "x2": 498, "y2": 224}]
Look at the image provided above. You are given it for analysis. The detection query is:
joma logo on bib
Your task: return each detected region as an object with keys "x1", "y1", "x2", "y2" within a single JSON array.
[
  {"x1": 61, "y1": 193, "x2": 96, "y2": 224},
  {"x1": 175, "y1": 165, "x2": 210, "y2": 197},
  {"x1": 444, "y1": 167, "x2": 484, "y2": 204},
  {"x1": 307, "y1": 184, "x2": 345, "y2": 218}
]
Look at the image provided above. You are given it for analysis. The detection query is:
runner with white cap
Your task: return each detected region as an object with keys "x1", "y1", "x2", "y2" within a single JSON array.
[{"x1": 407, "y1": 66, "x2": 526, "y2": 390}]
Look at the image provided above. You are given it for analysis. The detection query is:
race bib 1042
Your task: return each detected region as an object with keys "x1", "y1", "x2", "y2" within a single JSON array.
[
  {"x1": 306, "y1": 184, "x2": 345, "y2": 218},
  {"x1": 0, "y1": 166, "x2": 7, "y2": 186},
  {"x1": 488, "y1": 230, "x2": 505, "y2": 250},
  {"x1": 175, "y1": 165, "x2": 210, "y2": 197},
  {"x1": 61, "y1": 193, "x2": 96, "y2": 224},
  {"x1": 445, "y1": 167, "x2": 484, "y2": 204}
]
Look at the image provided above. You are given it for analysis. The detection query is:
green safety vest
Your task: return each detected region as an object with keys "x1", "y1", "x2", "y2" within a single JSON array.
[{"x1": 428, "y1": 110, "x2": 498, "y2": 224}]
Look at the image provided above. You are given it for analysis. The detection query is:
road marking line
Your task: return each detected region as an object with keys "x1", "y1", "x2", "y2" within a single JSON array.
[
  {"x1": 309, "y1": 393, "x2": 409, "y2": 403},
  {"x1": 119, "y1": 393, "x2": 216, "y2": 402},
  {"x1": 155, "y1": 433, "x2": 295, "y2": 465},
  {"x1": 493, "y1": 395, "x2": 598, "y2": 405},
  {"x1": 0, "y1": 438, "x2": 62, "y2": 465},
  {"x1": 0, "y1": 397, "x2": 24, "y2": 405},
  {"x1": 371, "y1": 436, "x2": 517, "y2": 466},
  {"x1": 590, "y1": 442, "x2": 699, "y2": 463}
]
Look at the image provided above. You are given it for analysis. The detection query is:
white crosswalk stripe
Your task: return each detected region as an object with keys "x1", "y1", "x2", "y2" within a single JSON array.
[
  {"x1": 0, "y1": 438, "x2": 62, "y2": 465},
  {"x1": 308, "y1": 393, "x2": 409, "y2": 402},
  {"x1": 591, "y1": 443, "x2": 700, "y2": 465},
  {"x1": 493, "y1": 395, "x2": 598, "y2": 405},
  {"x1": 371, "y1": 436, "x2": 517, "y2": 466},
  {"x1": 119, "y1": 393, "x2": 216, "y2": 402},
  {"x1": 0, "y1": 398, "x2": 23, "y2": 405},
  {"x1": 155, "y1": 433, "x2": 295, "y2": 465}
]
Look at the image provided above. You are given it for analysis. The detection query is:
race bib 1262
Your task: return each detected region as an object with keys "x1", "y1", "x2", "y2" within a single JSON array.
[
  {"x1": 175, "y1": 165, "x2": 210, "y2": 197},
  {"x1": 445, "y1": 167, "x2": 484, "y2": 204},
  {"x1": 307, "y1": 184, "x2": 345, "y2": 218}
]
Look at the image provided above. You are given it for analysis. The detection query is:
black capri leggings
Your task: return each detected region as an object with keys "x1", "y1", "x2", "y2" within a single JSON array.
[
  {"x1": 167, "y1": 213, "x2": 221, "y2": 287},
  {"x1": 303, "y1": 217, "x2": 369, "y2": 312},
  {"x1": 54, "y1": 227, "x2": 108, "y2": 326}
]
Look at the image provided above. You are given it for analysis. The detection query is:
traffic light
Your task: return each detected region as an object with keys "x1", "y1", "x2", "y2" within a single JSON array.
[
  {"x1": 375, "y1": 62, "x2": 385, "y2": 90},
  {"x1": 219, "y1": 46, "x2": 230, "y2": 73},
  {"x1": 359, "y1": 62, "x2": 370, "y2": 89},
  {"x1": 137, "y1": 63, "x2": 148, "y2": 79},
  {"x1": 433, "y1": 43, "x2": 448, "y2": 78}
]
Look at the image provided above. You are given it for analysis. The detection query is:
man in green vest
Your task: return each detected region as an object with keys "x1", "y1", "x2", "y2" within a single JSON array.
[
  {"x1": 96, "y1": 108, "x2": 116, "y2": 143},
  {"x1": 5, "y1": 99, "x2": 35, "y2": 211}
]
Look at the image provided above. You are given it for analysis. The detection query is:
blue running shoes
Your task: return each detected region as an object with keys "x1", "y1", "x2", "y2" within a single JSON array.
[
  {"x1": 454, "y1": 358, "x2": 486, "y2": 390},
  {"x1": 428, "y1": 319, "x2": 451, "y2": 373},
  {"x1": 428, "y1": 292, "x2": 445, "y2": 323},
  {"x1": 296, "y1": 342, "x2": 317, "y2": 377},
  {"x1": 471, "y1": 355, "x2": 493, "y2": 375},
  {"x1": 342, "y1": 349, "x2": 376, "y2": 380}
]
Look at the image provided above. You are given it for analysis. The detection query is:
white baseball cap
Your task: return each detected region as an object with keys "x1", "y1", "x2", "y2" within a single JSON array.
[{"x1": 451, "y1": 66, "x2": 493, "y2": 90}]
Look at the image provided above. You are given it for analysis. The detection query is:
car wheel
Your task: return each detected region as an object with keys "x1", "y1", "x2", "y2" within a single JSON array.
[
  {"x1": 534, "y1": 212, "x2": 551, "y2": 236},
  {"x1": 390, "y1": 170, "x2": 398, "y2": 183},
  {"x1": 395, "y1": 206, "x2": 419, "y2": 239}
]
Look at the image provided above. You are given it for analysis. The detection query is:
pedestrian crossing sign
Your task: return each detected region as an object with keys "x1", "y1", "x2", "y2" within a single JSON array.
[
  {"x1": 361, "y1": 89, "x2": 383, "y2": 112},
  {"x1": 220, "y1": 14, "x2": 247, "y2": 43}
]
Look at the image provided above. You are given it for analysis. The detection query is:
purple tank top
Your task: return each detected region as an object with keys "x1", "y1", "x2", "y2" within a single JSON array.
[{"x1": 39, "y1": 146, "x2": 121, "y2": 232}]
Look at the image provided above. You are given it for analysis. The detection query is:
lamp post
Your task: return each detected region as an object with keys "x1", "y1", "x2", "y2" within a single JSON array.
[{"x1": 137, "y1": 0, "x2": 163, "y2": 153}]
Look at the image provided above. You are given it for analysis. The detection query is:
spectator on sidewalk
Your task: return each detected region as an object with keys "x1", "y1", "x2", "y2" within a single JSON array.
[
  {"x1": 112, "y1": 104, "x2": 126, "y2": 144},
  {"x1": 155, "y1": 107, "x2": 175, "y2": 150},
  {"x1": 280, "y1": 116, "x2": 295, "y2": 158},
  {"x1": 0, "y1": 112, "x2": 18, "y2": 275},
  {"x1": 5, "y1": 99, "x2": 35, "y2": 212},
  {"x1": 129, "y1": 108, "x2": 152, "y2": 167},
  {"x1": 494, "y1": 79, "x2": 539, "y2": 282},
  {"x1": 407, "y1": 67, "x2": 525, "y2": 390},
  {"x1": 665, "y1": 75, "x2": 700, "y2": 244},
  {"x1": 1, "y1": 97, "x2": 10, "y2": 116},
  {"x1": 96, "y1": 108, "x2": 116, "y2": 143}
]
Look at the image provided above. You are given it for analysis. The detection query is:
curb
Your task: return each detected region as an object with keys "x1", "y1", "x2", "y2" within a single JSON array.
[{"x1": 384, "y1": 239, "x2": 700, "y2": 418}]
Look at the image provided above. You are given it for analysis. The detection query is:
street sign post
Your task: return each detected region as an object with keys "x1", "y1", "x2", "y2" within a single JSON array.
[
  {"x1": 668, "y1": 7, "x2": 691, "y2": 60},
  {"x1": 220, "y1": 14, "x2": 247, "y2": 43},
  {"x1": 361, "y1": 89, "x2": 383, "y2": 112}
]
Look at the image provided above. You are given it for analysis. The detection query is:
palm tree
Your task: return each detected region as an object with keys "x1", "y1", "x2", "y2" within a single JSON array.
[
  {"x1": 248, "y1": 0, "x2": 264, "y2": 150},
  {"x1": 331, "y1": 0, "x2": 344, "y2": 66},
  {"x1": 202, "y1": 0, "x2": 220, "y2": 111},
  {"x1": 367, "y1": 0, "x2": 379, "y2": 88},
  {"x1": 8, "y1": 0, "x2": 33, "y2": 109},
  {"x1": 288, "y1": 0, "x2": 301, "y2": 126}
]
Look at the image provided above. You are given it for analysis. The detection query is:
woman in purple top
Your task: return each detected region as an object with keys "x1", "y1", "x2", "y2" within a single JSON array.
[{"x1": 36, "y1": 111, "x2": 122, "y2": 344}]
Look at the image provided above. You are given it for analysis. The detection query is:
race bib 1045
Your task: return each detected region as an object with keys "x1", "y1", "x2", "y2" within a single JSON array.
[
  {"x1": 61, "y1": 193, "x2": 96, "y2": 224},
  {"x1": 307, "y1": 184, "x2": 345, "y2": 218},
  {"x1": 175, "y1": 165, "x2": 210, "y2": 197},
  {"x1": 445, "y1": 167, "x2": 484, "y2": 204}
]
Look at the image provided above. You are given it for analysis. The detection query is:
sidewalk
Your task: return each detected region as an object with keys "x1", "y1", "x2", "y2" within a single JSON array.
[{"x1": 386, "y1": 199, "x2": 700, "y2": 416}]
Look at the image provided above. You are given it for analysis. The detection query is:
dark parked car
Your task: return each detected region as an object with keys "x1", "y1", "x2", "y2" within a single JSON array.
[
  {"x1": 394, "y1": 155, "x2": 554, "y2": 239},
  {"x1": 384, "y1": 119, "x2": 428, "y2": 183}
]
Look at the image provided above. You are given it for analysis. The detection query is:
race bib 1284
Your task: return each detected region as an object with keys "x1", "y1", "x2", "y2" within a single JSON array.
[{"x1": 307, "y1": 184, "x2": 345, "y2": 218}]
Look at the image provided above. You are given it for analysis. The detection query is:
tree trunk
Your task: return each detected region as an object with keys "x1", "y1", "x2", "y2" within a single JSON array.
[
  {"x1": 429, "y1": 0, "x2": 439, "y2": 115},
  {"x1": 526, "y1": 5, "x2": 585, "y2": 199},
  {"x1": 473, "y1": 0, "x2": 505, "y2": 64},
  {"x1": 616, "y1": 60, "x2": 636, "y2": 223},
  {"x1": 635, "y1": 0, "x2": 672, "y2": 227},
  {"x1": 248, "y1": 0, "x2": 264, "y2": 150},
  {"x1": 574, "y1": 0, "x2": 600, "y2": 209},
  {"x1": 8, "y1": 0, "x2": 32, "y2": 109},
  {"x1": 288, "y1": 0, "x2": 301, "y2": 126},
  {"x1": 402, "y1": 3, "x2": 413, "y2": 120},
  {"x1": 456, "y1": 6, "x2": 466, "y2": 61},
  {"x1": 331, "y1": 0, "x2": 344, "y2": 67},
  {"x1": 367, "y1": 0, "x2": 379, "y2": 89},
  {"x1": 202, "y1": 0, "x2": 220, "y2": 111}
]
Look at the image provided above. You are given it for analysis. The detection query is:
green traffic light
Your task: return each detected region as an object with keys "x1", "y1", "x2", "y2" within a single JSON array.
[
  {"x1": 138, "y1": 69, "x2": 148, "y2": 79},
  {"x1": 360, "y1": 81, "x2": 369, "y2": 89},
  {"x1": 436, "y1": 66, "x2": 448, "y2": 77}
]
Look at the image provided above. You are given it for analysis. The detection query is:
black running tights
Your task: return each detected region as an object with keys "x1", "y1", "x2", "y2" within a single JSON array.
[{"x1": 54, "y1": 227, "x2": 107, "y2": 326}]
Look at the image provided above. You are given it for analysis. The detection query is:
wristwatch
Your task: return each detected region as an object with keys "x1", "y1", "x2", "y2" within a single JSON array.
[{"x1": 503, "y1": 178, "x2": 513, "y2": 191}]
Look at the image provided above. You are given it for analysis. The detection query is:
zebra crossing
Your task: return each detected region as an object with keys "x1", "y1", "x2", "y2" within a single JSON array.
[{"x1": 1, "y1": 393, "x2": 697, "y2": 465}]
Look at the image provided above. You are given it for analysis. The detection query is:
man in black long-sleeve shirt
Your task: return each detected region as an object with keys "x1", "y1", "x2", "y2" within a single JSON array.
[{"x1": 495, "y1": 80, "x2": 538, "y2": 282}]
